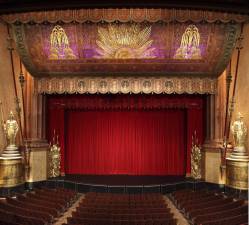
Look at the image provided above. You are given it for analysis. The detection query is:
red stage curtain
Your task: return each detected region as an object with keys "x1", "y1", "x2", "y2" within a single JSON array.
[
  {"x1": 65, "y1": 110, "x2": 186, "y2": 175},
  {"x1": 186, "y1": 108, "x2": 204, "y2": 173},
  {"x1": 47, "y1": 94, "x2": 205, "y2": 175},
  {"x1": 47, "y1": 107, "x2": 66, "y2": 173}
]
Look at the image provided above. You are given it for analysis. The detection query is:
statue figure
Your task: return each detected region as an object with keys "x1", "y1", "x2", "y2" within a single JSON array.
[
  {"x1": 3, "y1": 111, "x2": 19, "y2": 148},
  {"x1": 231, "y1": 113, "x2": 247, "y2": 148}
]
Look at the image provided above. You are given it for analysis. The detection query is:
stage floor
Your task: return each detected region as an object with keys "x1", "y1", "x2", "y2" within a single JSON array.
[
  {"x1": 63, "y1": 174, "x2": 186, "y2": 186},
  {"x1": 46, "y1": 174, "x2": 206, "y2": 193}
]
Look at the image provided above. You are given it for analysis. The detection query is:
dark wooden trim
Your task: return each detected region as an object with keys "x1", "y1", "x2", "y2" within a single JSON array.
[{"x1": 0, "y1": 0, "x2": 249, "y2": 14}]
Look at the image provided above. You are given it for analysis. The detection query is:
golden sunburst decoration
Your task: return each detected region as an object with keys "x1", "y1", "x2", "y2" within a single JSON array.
[{"x1": 96, "y1": 23, "x2": 156, "y2": 59}]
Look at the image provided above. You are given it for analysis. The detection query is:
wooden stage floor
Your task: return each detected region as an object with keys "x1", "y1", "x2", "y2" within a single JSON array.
[{"x1": 62, "y1": 174, "x2": 186, "y2": 186}]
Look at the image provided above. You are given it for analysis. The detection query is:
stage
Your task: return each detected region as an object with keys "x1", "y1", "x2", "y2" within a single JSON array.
[
  {"x1": 44, "y1": 174, "x2": 207, "y2": 194},
  {"x1": 62, "y1": 175, "x2": 186, "y2": 185},
  {"x1": 1, "y1": 174, "x2": 246, "y2": 198}
]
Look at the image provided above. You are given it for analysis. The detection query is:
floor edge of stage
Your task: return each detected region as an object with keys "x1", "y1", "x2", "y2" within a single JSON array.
[{"x1": 45, "y1": 175, "x2": 208, "y2": 194}]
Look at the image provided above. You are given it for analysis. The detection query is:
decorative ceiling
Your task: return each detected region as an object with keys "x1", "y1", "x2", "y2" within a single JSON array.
[
  {"x1": 1, "y1": 2, "x2": 249, "y2": 14},
  {"x1": 2, "y1": 9, "x2": 243, "y2": 77}
]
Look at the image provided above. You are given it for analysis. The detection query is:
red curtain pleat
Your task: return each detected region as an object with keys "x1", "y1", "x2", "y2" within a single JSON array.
[
  {"x1": 65, "y1": 110, "x2": 185, "y2": 175},
  {"x1": 47, "y1": 107, "x2": 66, "y2": 174},
  {"x1": 186, "y1": 108, "x2": 204, "y2": 174}
]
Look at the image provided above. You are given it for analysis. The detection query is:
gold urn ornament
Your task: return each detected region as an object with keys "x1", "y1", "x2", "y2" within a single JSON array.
[
  {"x1": 190, "y1": 131, "x2": 202, "y2": 179},
  {"x1": 48, "y1": 132, "x2": 61, "y2": 178}
]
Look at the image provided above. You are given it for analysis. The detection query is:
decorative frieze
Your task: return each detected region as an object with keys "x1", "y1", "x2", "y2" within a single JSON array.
[
  {"x1": 36, "y1": 77, "x2": 217, "y2": 94},
  {"x1": 1, "y1": 8, "x2": 248, "y2": 24}
]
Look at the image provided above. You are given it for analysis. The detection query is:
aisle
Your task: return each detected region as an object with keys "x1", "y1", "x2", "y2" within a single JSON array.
[
  {"x1": 163, "y1": 195, "x2": 190, "y2": 225},
  {"x1": 53, "y1": 195, "x2": 85, "y2": 225}
]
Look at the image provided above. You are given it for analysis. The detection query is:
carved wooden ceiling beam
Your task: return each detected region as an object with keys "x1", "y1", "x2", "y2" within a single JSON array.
[{"x1": 1, "y1": 8, "x2": 248, "y2": 24}]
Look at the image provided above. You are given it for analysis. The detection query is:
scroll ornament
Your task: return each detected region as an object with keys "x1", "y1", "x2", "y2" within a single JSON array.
[
  {"x1": 190, "y1": 131, "x2": 202, "y2": 179},
  {"x1": 48, "y1": 131, "x2": 61, "y2": 178}
]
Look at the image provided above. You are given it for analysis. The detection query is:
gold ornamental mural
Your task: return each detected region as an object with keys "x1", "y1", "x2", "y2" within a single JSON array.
[
  {"x1": 174, "y1": 25, "x2": 202, "y2": 60},
  {"x1": 11, "y1": 20, "x2": 239, "y2": 77},
  {"x1": 49, "y1": 25, "x2": 76, "y2": 60},
  {"x1": 96, "y1": 24, "x2": 155, "y2": 59}
]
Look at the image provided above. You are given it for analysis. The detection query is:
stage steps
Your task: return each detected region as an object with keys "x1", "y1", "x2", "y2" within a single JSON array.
[
  {"x1": 164, "y1": 196, "x2": 190, "y2": 225},
  {"x1": 54, "y1": 195, "x2": 85, "y2": 225}
]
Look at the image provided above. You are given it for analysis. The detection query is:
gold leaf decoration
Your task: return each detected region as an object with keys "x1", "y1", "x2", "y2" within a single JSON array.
[
  {"x1": 49, "y1": 25, "x2": 76, "y2": 60},
  {"x1": 174, "y1": 24, "x2": 202, "y2": 60},
  {"x1": 96, "y1": 23, "x2": 156, "y2": 59}
]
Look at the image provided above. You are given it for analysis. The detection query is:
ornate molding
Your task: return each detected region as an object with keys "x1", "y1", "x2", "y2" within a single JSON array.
[
  {"x1": 36, "y1": 76, "x2": 217, "y2": 94},
  {"x1": 24, "y1": 139, "x2": 49, "y2": 151},
  {"x1": 215, "y1": 24, "x2": 239, "y2": 75},
  {"x1": 12, "y1": 24, "x2": 37, "y2": 76},
  {"x1": 2, "y1": 8, "x2": 248, "y2": 24},
  {"x1": 11, "y1": 22, "x2": 239, "y2": 78}
]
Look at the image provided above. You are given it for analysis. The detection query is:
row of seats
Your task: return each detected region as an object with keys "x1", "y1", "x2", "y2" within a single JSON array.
[
  {"x1": 170, "y1": 189, "x2": 248, "y2": 225},
  {"x1": 0, "y1": 187, "x2": 78, "y2": 225},
  {"x1": 78, "y1": 203, "x2": 167, "y2": 209},
  {"x1": 85, "y1": 192, "x2": 163, "y2": 200},
  {"x1": 65, "y1": 192, "x2": 177, "y2": 225},
  {"x1": 76, "y1": 207, "x2": 168, "y2": 214},
  {"x1": 72, "y1": 211, "x2": 173, "y2": 219},
  {"x1": 82, "y1": 200, "x2": 165, "y2": 204},
  {"x1": 67, "y1": 217, "x2": 177, "y2": 225}
]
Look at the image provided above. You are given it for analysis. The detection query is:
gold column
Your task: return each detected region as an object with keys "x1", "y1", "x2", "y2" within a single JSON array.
[
  {"x1": 24, "y1": 139, "x2": 49, "y2": 183},
  {"x1": 0, "y1": 157, "x2": 24, "y2": 187},
  {"x1": 203, "y1": 92, "x2": 225, "y2": 184},
  {"x1": 226, "y1": 159, "x2": 248, "y2": 190}
]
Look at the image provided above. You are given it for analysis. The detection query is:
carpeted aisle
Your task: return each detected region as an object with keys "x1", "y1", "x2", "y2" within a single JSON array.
[
  {"x1": 54, "y1": 194, "x2": 189, "y2": 225},
  {"x1": 53, "y1": 195, "x2": 85, "y2": 225},
  {"x1": 163, "y1": 195, "x2": 190, "y2": 225}
]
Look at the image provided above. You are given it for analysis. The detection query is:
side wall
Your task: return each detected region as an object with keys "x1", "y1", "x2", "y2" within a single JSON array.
[
  {"x1": 204, "y1": 23, "x2": 249, "y2": 184},
  {"x1": 232, "y1": 23, "x2": 249, "y2": 152},
  {"x1": 1, "y1": 20, "x2": 248, "y2": 184},
  {"x1": 0, "y1": 21, "x2": 49, "y2": 182},
  {"x1": 203, "y1": 71, "x2": 226, "y2": 184},
  {"x1": 0, "y1": 22, "x2": 23, "y2": 152}
]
